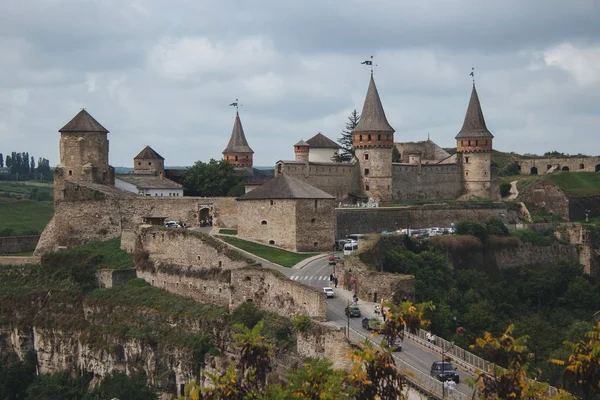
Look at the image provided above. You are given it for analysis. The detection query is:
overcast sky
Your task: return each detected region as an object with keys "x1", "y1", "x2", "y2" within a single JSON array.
[{"x1": 1, "y1": 0, "x2": 599, "y2": 167}]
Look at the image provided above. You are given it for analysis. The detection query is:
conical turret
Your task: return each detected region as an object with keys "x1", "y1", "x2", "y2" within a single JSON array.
[
  {"x1": 456, "y1": 84, "x2": 493, "y2": 139},
  {"x1": 223, "y1": 112, "x2": 254, "y2": 168},
  {"x1": 353, "y1": 74, "x2": 395, "y2": 135}
]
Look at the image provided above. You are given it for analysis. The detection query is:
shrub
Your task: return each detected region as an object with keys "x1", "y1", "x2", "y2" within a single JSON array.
[
  {"x1": 456, "y1": 220, "x2": 489, "y2": 242},
  {"x1": 429, "y1": 235, "x2": 483, "y2": 253},
  {"x1": 511, "y1": 229, "x2": 554, "y2": 246},
  {"x1": 499, "y1": 182, "x2": 512, "y2": 197},
  {"x1": 291, "y1": 315, "x2": 312, "y2": 333},
  {"x1": 485, "y1": 217, "x2": 509, "y2": 236}
]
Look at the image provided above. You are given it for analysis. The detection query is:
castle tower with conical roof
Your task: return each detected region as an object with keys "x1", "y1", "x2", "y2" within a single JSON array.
[
  {"x1": 222, "y1": 112, "x2": 254, "y2": 168},
  {"x1": 294, "y1": 140, "x2": 310, "y2": 162},
  {"x1": 352, "y1": 74, "x2": 395, "y2": 201},
  {"x1": 455, "y1": 84, "x2": 495, "y2": 198},
  {"x1": 134, "y1": 146, "x2": 165, "y2": 176},
  {"x1": 55, "y1": 109, "x2": 114, "y2": 200}
]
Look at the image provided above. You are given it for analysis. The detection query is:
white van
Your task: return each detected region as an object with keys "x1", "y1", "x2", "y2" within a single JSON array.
[{"x1": 343, "y1": 241, "x2": 359, "y2": 255}]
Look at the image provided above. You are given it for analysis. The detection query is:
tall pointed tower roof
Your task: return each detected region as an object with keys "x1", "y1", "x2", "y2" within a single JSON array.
[
  {"x1": 135, "y1": 145, "x2": 164, "y2": 160},
  {"x1": 455, "y1": 85, "x2": 493, "y2": 139},
  {"x1": 222, "y1": 112, "x2": 254, "y2": 154},
  {"x1": 59, "y1": 109, "x2": 109, "y2": 133},
  {"x1": 353, "y1": 74, "x2": 395, "y2": 133}
]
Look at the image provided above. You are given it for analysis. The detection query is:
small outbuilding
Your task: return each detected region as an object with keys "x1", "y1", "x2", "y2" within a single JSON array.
[{"x1": 236, "y1": 173, "x2": 336, "y2": 252}]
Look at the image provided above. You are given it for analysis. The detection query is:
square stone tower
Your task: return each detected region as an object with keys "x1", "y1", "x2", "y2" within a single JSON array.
[{"x1": 54, "y1": 109, "x2": 114, "y2": 201}]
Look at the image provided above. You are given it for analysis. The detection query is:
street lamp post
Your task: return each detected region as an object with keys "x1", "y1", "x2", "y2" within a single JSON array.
[
  {"x1": 347, "y1": 299, "x2": 350, "y2": 338},
  {"x1": 441, "y1": 341, "x2": 455, "y2": 399}
]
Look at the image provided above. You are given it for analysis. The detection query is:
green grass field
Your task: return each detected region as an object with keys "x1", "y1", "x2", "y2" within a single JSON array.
[
  {"x1": 53, "y1": 237, "x2": 133, "y2": 270},
  {"x1": 218, "y1": 236, "x2": 315, "y2": 267},
  {"x1": 219, "y1": 229, "x2": 238, "y2": 235},
  {"x1": 0, "y1": 181, "x2": 54, "y2": 236},
  {"x1": 544, "y1": 172, "x2": 600, "y2": 197}
]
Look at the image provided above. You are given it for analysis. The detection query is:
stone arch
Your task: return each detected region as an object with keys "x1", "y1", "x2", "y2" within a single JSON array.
[
  {"x1": 530, "y1": 167, "x2": 538, "y2": 175},
  {"x1": 580, "y1": 163, "x2": 585, "y2": 170},
  {"x1": 561, "y1": 166, "x2": 570, "y2": 171},
  {"x1": 596, "y1": 164, "x2": 600, "y2": 172}
]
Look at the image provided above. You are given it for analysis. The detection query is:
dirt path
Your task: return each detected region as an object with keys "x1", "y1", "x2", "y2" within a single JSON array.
[{"x1": 507, "y1": 180, "x2": 519, "y2": 200}]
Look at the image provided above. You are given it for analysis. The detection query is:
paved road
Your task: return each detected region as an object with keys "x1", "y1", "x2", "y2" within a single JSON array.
[{"x1": 291, "y1": 255, "x2": 476, "y2": 398}]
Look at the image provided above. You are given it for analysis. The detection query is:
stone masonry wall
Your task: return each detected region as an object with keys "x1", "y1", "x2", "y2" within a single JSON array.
[
  {"x1": 518, "y1": 157, "x2": 600, "y2": 175},
  {"x1": 335, "y1": 204, "x2": 519, "y2": 238},
  {"x1": 0, "y1": 235, "x2": 40, "y2": 254},
  {"x1": 392, "y1": 163, "x2": 462, "y2": 201},
  {"x1": 276, "y1": 162, "x2": 361, "y2": 200},
  {"x1": 295, "y1": 199, "x2": 336, "y2": 252},
  {"x1": 237, "y1": 199, "x2": 297, "y2": 250},
  {"x1": 335, "y1": 256, "x2": 415, "y2": 304},
  {"x1": 230, "y1": 268, "x2": 327, "y2": 320},
  {"x1": 136, "y1": 227, "x2": 253, "y2": 270},
  {"x1": 137, "y1": 269, "x2": 231, "y2": 307},
  {"x1": 296, "y1": 322, "x2": 353, "y2": 370},
  {"x1": 492, "y1": 242, "x2": 580, "y2": 270},
  {"x1": 95, "y1": 269, "x2": 137, "y2": 288}
]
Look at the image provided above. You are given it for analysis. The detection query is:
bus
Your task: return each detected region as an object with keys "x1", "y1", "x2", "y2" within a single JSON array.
[{"x1": 343, "y1": 241, "x2": 358, "y2": 255}]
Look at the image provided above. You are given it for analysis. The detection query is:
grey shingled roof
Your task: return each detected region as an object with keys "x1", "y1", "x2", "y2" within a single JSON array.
[
  {"x1": 353, "y1": 74, "x2": 395, "y2": 133},
  {"x1": 237, "y1": 173, "x2": 334, "y2": 201},
  {"x1": 294, "y1": 139, "x2": 310, "y2": 147},
  {"x1": 306, "y1": 133, "x2": 339, "y2": 149},
  {"x1": 222, "y1": 112, "x2": 254, "y2": 154},
  {"x1": 134, "y1": 146, "x2": 164, "y2": 160},
  {"x1": 59, "y1": 109, "x2": 109, "y2": 133},
  {"x1": 116, "y1": 174, "x2": 183, "y2": 190},
  {"x1": 455, "y1": 85, "x2": 494, "y2": 139}
]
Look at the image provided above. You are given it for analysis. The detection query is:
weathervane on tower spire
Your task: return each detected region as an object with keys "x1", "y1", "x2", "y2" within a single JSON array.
[
  {"x1": 361, "y1": 55, "x2": 376, "y2": 75},
  {"x1": 229, "y1": 98, "x2": 241, "y2": 113},
  {"x1": 470, "y1": 67, "x2": 475, "y2": 85}
]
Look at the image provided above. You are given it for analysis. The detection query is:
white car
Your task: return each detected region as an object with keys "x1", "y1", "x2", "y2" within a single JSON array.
[{"x1": 323, "y1": 287, "x2": 335, "y2": 298}]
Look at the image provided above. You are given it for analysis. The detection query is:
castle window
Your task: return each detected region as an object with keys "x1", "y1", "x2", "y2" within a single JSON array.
[
  {"x1": 244, "y1": 276, "x2": 251, "y2": 281},
  {"x1": 261, "y1": 220, "x2": 267, "y2": 225},
  {"x1": 387, "y1": 134, "x2": 390, "y2": 141},
  {"x1": 313, "y1": 242, "x2": 318, "y2": 247},
  {"x1": 235, "y1": 155, "x2": 238, "y2": 161},
  {"x1": 365, "y1": 184, "x2": 370, "y2": 191},
  {"x1": 461, "y1": 140, "x2": 464, "y2": 146},
  {"x1": 475, "y1": 140, "x2": 478, "y2": 146},
  {"x1": 364, "y1": 154, "x2": 369, "y2": 160},
  {"x1": 148, "y1": 162, "x2": 152, "y2": 165},
  {"x1": 138, "y1": 162, "x2": 141, "y2": 166},
  {"x1": 378, "y1": 134, "x2": 381, "y2": 142},
  {"x1": 270, "y1": 200, "x2": 274, "y2": 205},
  {"x1": 197, "y1": 255, "x2": 201, "y2": 260},
  {"x1": 359, "y1": 135, "x2": 363, "y2": 142},
  {"x1": 246, "y1": 155, "x2": 249, "y2": 159},
  {"x1": 269, "y1": 240, "x2": 275, "y2": 245},
  {"x1": 364, "y1": 168, "x2": 370, "y2": 176},
  {"x1": 314, "y1": 199, "x2": 318, "y2": 209},
  {"x1": 368, "y1": 134, "x2": 372, "y2": 142},
  {"x1": 466, "y1": 171, "x2": 469, "y2": 176},
  {"x1": 484, "y1": 171, "x2": 487, "y2": 176},
  {"x1": 465, "y1": 157, "x2": 469, "y2": 164},
  {"x1": 580, "y1": 163, "x2": 585, "y2": 170},
  {"x1": 311, "y1": 218, "x2": 316, "y2": 223},
  {"x1": 484, "y1": 140, "x2": 487, "y2": 145},
  {"x1": 468, "y1": 140, "x2": 471, "y2": 146},
  {"x1": 68, "y1": 170, "x2": 72, "y2": 176},
  {"x1": 219, "y1": 261, "x2": 222, "y2": 268}
]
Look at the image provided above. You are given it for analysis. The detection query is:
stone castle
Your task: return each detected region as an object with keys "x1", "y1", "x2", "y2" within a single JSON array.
[{"x1": 225, "y1": 73, "x2": 499, "y2": 203}]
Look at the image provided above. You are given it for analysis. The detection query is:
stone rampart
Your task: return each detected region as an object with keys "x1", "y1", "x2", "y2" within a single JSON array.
[
  {"x1": 518, "y1": 157, "x2": 600, "y2": 175},
  {"x1": 335, "y1": 204, "x2": 519, "y2": 238},
  {"x1": 0, "y1": 256, "x2": 41, "y2": 266},
  {"x1": 335, "y1": 256, "x2": 415, "y2": 304},
  {"x1": 492, "y1": 242, "x2": 580, "y2": 270},
  {"x1": 0, "y1": 235, "x2": 40, "y2": 254},
  {"x1": 296, "y1": 322, "x2": 353, "y2": 370},
  {"x1": 136, "y1": 227, "x2": 253, "y2": 270},
  {"x1": 95, "y1": 269, "x2": 137, "y2": 288},
  {"x1": 392, "y1": 163, "x2": 462, "y2": 201},
  {"x1": 277, "y1": 162, "x2": 361, "y2": 200},
  {"x1": 230, "y1": 268, "x2": 327, "y2": 320}
]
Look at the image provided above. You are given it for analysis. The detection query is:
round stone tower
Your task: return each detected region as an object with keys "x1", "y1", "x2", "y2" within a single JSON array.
[
  {"x1": 223, "y1": 112, "x2": 254, "y2": 168},
  {"x1": 55, "y1": 109, "x2": 114, "y2": 200},
  {"x1": 455, "y1": 84, "x2": 495, "y2": 198},
  {"x1": 352, "y1": 74, "x2": 395, "y2": 201},
  {"x1": 294, "y1": 140, "x2": 310, "y2": 162}
]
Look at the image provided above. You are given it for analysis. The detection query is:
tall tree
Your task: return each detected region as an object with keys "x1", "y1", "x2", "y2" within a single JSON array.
[
  {"x1": 183, "y1": 159, "x2": 244, "y2": 197},
  {"x1": 336, "y1": 109, "x2": 360, "y2": 162},
  {"x1": 23, "y1": 152, "x2": 30, "y2": 174},
  {"x1": 5, "y1": 155, "x2": 11, "y2": 168},
  {"x1": 30, "y1": 156, "x2": 35, "y2": 172},
  {"x1": 0, "y1": 153, "x2": 3, "y2": 168}
]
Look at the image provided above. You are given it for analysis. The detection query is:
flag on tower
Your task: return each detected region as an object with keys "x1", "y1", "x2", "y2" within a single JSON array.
[
  {"x1": 361, "y1": 60, "x2": 373, "y2": 65},
  {"x1": 229, "y1": 102, "x2": 238, "y2": 107}
]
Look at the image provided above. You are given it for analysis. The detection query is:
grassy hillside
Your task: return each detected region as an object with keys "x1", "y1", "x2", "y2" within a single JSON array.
[
  {"x1": 0, "y1": 181, "x2": 54, "y2": 235},
  {"x1": 544, "y1": 172, "x2": 600, "y2": 197}
]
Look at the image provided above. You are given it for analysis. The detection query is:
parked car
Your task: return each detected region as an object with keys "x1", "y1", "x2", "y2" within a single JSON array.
[
  {"x1": 343, "y1": 241, "x2": 358, "y2": 255},
  {"x1": 165, "y1": 220, "x2": 182, "y2": 228},
  {"x1": 323, "y1": 287, "x2": 335, "y2": 298},
  {"x1": 328, "y1": 255, "x2": 337, "y2": 265},
  {"x1": 430, "y1": 361, "x2": 460, "y2": 383},
  {"x1": 345, "y1": 305, "x2": 362, "y2": 318},
  {"x1": 361, "y1": 317, "x2": 383, "y2": 331}
]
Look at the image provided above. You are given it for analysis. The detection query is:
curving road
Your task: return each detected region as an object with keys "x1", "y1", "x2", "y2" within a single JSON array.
[{"x1": 285, "y1": 255, "x2": 476, "y2": 398}]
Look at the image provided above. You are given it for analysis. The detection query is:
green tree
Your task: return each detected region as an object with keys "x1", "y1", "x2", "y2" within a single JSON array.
[
  {"x1": 83, "y1": 371, "x2": 157, "y2": 400},
  {"x1": 0, "y1": 350, "x2": 37, "y2": 399},
  {"x1": 0, "y1": 153, "x2": 3, "y2": 168},
  {"x1": 232, "y1": 320, "x2": 273, "y2": 392},
  {"x1": 25, "y1": 371, "x2": 90, "y2": 400},
  {"x1": 276, "y1": 358, "x2": 355, "y2": 399},
  {"x1": 335, "y1": 109, "x2": 359, "y2": 162},
  {"x1": 392, "y1": 146, "x2": 401, "y2": 162},
  {"x1": 182, "y1": 159, "x2": 244, "y2": 197}
]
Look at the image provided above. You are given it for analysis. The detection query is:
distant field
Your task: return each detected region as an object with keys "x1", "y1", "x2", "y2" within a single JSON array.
[{"x1": 0, "y1": 181, "x2": 54, "y2": 235}]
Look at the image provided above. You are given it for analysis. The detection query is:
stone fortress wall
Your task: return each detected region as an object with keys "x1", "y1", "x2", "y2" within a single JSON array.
[
  {"x1": 518, "y1": 157, "x2": 600, "y2": 175},
  {"x1": 0, "y1": 235, "x2": 40, "y2": 254},
  {"x1": 237, "y1": 199, "x2": 297, "y2": 250},
  {"x1": 391, "y1": 163, "x2": 462, "y2": 201},
  {"x1": 129, "y1": 227, "x2": 327, "y2": 321},
  {"x1": 275, "y1": 161, "x2": 361, "y2": 200}
]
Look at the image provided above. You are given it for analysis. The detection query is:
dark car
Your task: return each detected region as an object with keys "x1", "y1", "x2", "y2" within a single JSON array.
[
  {"x1": 386, "y1": 338, "x2": 402, "y2": 352},
  {"x1": 430, "y1": 361, "x2": 460, "y2": 383},
  {"x1": 361, "y1": 317, "x2": 383, "y2": 331},
  {"x1": 345, "y1": 305, "x2": 361, "y2": 318}
]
